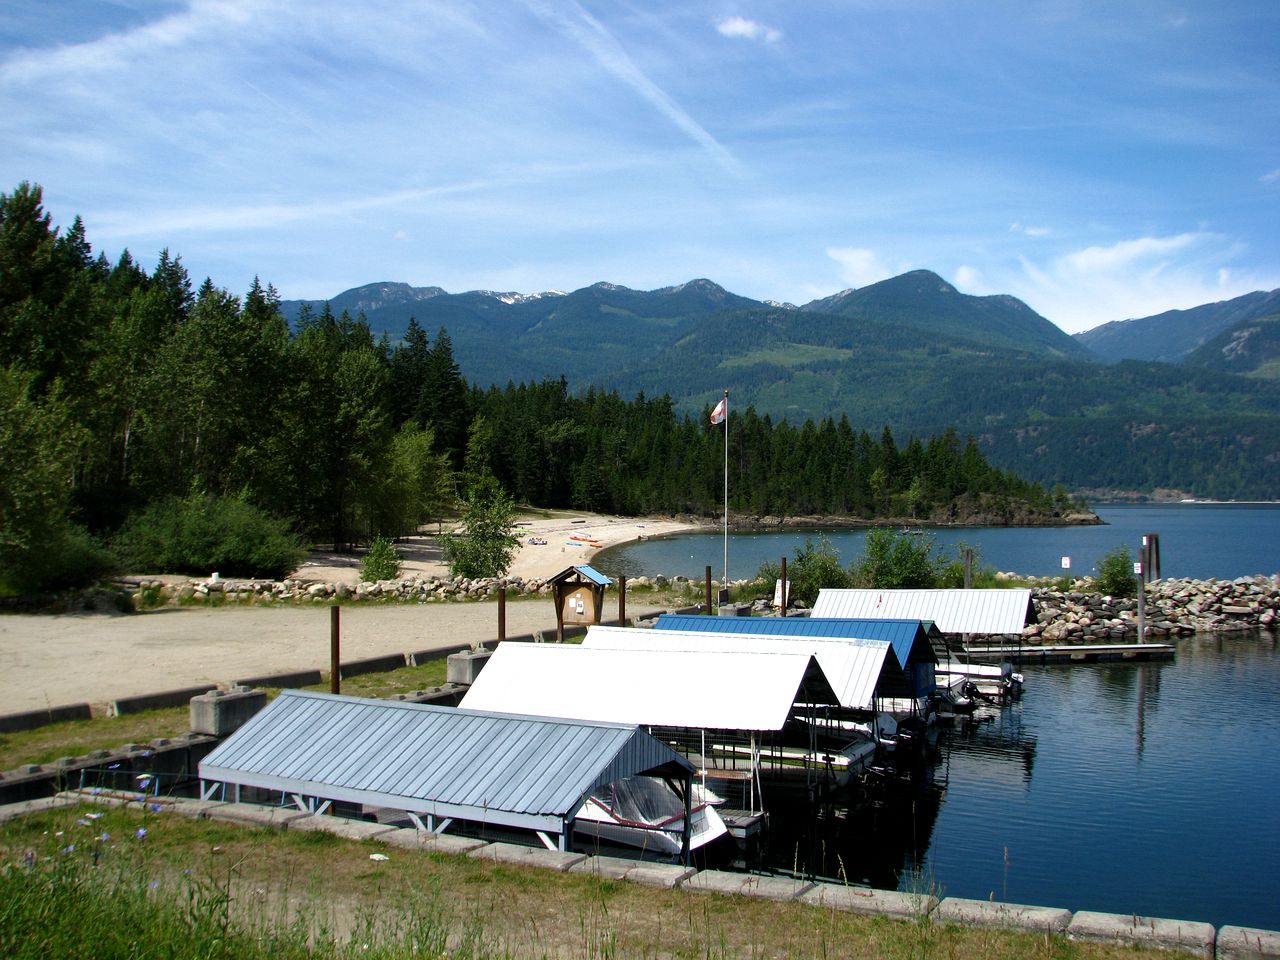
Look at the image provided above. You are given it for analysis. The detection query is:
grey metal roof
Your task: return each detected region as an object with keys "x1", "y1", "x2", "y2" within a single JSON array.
[
  {"x1": 655, "y1": 614, "x2": 937, "y2": 669},
  {"x1": 199, "y1": 690, "x2": 691, "y2": 834},
  {"x1": 811, "y1": 588, "x2": 1035, "y2": 635}
]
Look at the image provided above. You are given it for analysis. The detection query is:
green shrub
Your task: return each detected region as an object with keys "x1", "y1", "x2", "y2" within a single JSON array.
[
  {"x1": 1095, "y1": 545, "x2": 1138, "y2": 597},
  {"x1": 441, "y1": 477, "x2": 520, "y2": 579},
  {"x1": 788, "y1": 536, "x2": 850, "y2": 606},
  {"x1": 360, "y1": 536, "x2": 402, "y2": 582},
  {"x1": 851, "y1": 528, "x2": 940, "y2": 589},
  {"x1": 112, "y1": 493, "x2": 306, "y2": 579}
]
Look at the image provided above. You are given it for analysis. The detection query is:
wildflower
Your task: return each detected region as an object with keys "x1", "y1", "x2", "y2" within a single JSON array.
[
  {"x1": 136, "y1": 774, "x2": 152, "y2": 783},
  {"x1": 61, "y1": 844, "x2": 75, "y2": 855},
  {"x1": 149, "y1": 880, "x2": 160, "y2": 891},
  {"x1": 134, "y1": 828, "x2": 148, "y2": 840},
  {"x1": 23, "y1": 850, "x2": 35, "y2": 868},
  {"x1": 99, "y1": 832, "x2": 110, "y2": 842},
  {"x1": 76, "y1": 818, "x2": 91, "y2": 827},
  {"x1": 86, "y1": 812, "x2": 104, "y2": 820},
  {"x1": 148, "y1": 803, "x2": 163, "y2": 813}
]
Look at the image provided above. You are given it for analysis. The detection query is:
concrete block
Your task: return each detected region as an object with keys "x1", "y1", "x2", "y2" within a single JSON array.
[
  {"x1": 627, "y1": 863, "x2": 698, "y2": 889},
  {"x1": 288, "y1": 815, "x2": 398, "y2": 842},
  {"x1": 0, "y1": 795, "x2": 79, "y2": 823},
  {"x1": 56, "y1": 788, "x2": 159, "y2": 809},
  {"x1": 166, "y1": 798, "x2": 229, "y2": 819},
  {"x1": 681, "y1": 869, "x2": 814, "y2": 901},
  {"x1": 446, "y1": 649, "x2": 492, "y2": 685},
  {"x1": 1218, "y1": 925, "x2": 1280, "y2": 960},
  {"x1": 466, "y1": 840, "x2": 586, "y2": 872},
  {"x1": 190, "y1": 687, "x2": 267, "y2": 736},
  {"x1": 0, "y1": 702, "x2": 93, "y2": 733},
  {"x1": 800, "y1": 883, "x2": 937, "y2": 920},
  {"x1": 232, "y1": 670, "x2": 322, "y2": 690},
  {"x1": 934, "y1": 897, "x2": 1071, "y2": 934},
  {"x1": 406, "y1": 643, "x2": 470, "y2": 666},
  {"x1": 205, "y1": 803, "x2": 311, "y2": 829},
  {"x1": 569, "y1": 855, "x2": 641, "y2": 881},
  {"x1": 1067, "y1": 911, "x2": 1215, "y2": 959},
  {"x1": 339, "y1": 653, "x2": 408, "y2": 679},
  {"x1": 110, "y1": 684, "x2": 218, "y2": 716},
  {"x1": 375, "y1": 827, "x2": 488, "y2": 855}
]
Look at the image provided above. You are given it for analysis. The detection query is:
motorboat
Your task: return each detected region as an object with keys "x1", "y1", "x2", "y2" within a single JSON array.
[{"x1": 573, "y1": 775, "x2": 727, "y2": 858}]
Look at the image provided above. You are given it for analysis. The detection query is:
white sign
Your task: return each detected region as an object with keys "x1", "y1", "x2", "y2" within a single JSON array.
[
  {"x1": 773, "y1": 579, "x2": 792, "y2": 608},
  {"x1": 1060, "y1": 557, "x2": 1071, "y2": 570},
  {"x1": 1134, "y1": 562, "x2": 1143, "y2": 575}
]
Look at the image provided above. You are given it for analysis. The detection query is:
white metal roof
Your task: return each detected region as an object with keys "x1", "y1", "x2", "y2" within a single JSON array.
[
  {"x1": 459, "y1": 643, "x2": 836, "y2": 731},
  {"x1": 583, "y1": 625, "x2": 891, "y2": 711},
  {"x1": 199, "y1": 690, "x2": 691, "y2": 835},
  {"x1": 811, "y1": 588, "x2": 1035, "y2": 635}
]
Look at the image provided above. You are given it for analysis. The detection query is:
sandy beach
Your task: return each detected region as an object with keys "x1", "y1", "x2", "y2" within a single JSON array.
[{"x1": 0, "y1": 512, "x2": 699, "y2": 715}]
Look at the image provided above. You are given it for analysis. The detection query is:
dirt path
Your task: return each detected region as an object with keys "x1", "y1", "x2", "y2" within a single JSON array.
[{"x1": 0, "y1": 599, "x2": 620, "y2": 714}]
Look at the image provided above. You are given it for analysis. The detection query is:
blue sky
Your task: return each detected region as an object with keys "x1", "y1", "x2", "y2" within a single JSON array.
[{"x1": 2, "y1": 0, "x2": 1277, "y2": 333}]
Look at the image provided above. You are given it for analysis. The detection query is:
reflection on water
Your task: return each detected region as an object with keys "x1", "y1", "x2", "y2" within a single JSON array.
[{"x1": 757, "y1": 632, "x2": 1280, "y2": 930}]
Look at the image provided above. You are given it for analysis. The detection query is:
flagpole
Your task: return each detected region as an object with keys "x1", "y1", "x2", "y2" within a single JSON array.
[{"x1": 722, "y1": 389, "x2": 729, "y2": 598}]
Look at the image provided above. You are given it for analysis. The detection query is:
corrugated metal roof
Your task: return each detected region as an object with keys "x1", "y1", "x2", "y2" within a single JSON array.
[
  {"x1": 655, "y1": 613, "x2": 934, "y2": 670},
  {"x1": 584, "y1": 625, "x2": 890, "y2": 711},
  {"x1": 811, "y1": 588, "x2": 1035, "y2": 635},
  {"x1": 459, "y1": 643, "x2": 836, "y2": 731},
  {"x1": 199, "y1": 690, "x2": 690, "y2": 834}
]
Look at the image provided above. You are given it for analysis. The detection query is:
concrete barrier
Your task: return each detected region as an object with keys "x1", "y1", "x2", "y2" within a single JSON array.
[
  {"x1": 289, "y1": 815, "x2": 398, "y2": 842},
  {"x1": 800, "y1": 883, "x2": 937, "y2": 920},
  {"x1": 0, "y1": 702, "x2": 93, "y2": 732},
  {"x1": 109, "y1": 684, "x2": 218, "y2": 716},
  {"x1": 232, "y1": 669, "x2": 323, "y2": 689},
  {"x1": 1068, "y1": 910, "x2": 1216, "y2": 959},
  {"x1": 0, "y1": 795, "x2": 79, "y2": 823},
  {"x1": 338, "y1": 653, "x2": 409, "y2": 679},
  {"x1": 405, "y1": 643, "x2": 470, "y2": 665},
  {"x1": 446, "y1": 649, "x2": 491, "y2": 685},
  {"x1": 467, "y1": 840, "x2": 586, "y2": 872},
  {"x1": 377, "y1": 828, "x2": 489, "y2": 854},
  {"x1": 934, "y1": 897, "x2": 1072, "y2": 934},
  {"x1": 204, "y1": 802, "x2": 312, "y2": 829},
  {"x1": 190, "y1": 687, "x2": 267, "y2": 736},
  {"x1": 681, "y1": 869, "x2": 814, "y2": 901},
  {"x1": 1218, "y1": 926, "x2": 1280, "y2": 960}
]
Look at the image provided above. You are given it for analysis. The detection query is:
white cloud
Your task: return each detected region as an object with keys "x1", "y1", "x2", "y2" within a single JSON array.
[
  {"x1": 953, "y1": 265, "x2": 988, "y2": 293},
  {"x1": 992, "y1": 232, "x2": 1280, "y2": 333},
  {"x1": 1010, "y1": 222, "x2": 1051, "y2": 237},
  {"x1": 1261, "y1": 169, "x2": 1280, "y2": 184},
  {"x1": 826, "y1": 247, "x2": 895, "y2": 288},
  {"x1": 523, "y1": 0, "x2": 740, "y2": 173},
  {"x1": 715, "y1": 16, "x2": 782, "y2": 43}
]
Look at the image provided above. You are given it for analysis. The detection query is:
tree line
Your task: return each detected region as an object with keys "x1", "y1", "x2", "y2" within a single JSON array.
[{"x1": 0, "y1": 182, "x2": 1072, "y2": 591}]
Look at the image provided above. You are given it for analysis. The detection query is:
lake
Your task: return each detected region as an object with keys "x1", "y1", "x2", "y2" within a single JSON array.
[
  {"x1": 594, "y1": 503, "x2": 1280, "y2": 582},
  {"x1": 761, "y1": 631, "x2": 1280, "y2": 931},
  {"x1": 597, "y1": 503, "x2": 1280, "y2": 929}
]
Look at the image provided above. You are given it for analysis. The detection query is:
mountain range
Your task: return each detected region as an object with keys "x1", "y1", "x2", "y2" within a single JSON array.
[{"x1": 281, "y1": 272, "x2": 1280, "y2": 500}]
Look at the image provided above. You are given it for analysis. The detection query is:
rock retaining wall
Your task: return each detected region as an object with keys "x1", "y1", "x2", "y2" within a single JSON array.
[{"x1": 1029, "y1": 575, "x2": 1279, "y2": 641}]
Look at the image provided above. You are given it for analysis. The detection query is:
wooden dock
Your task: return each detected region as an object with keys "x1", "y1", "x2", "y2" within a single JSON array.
[
  {"x1": 960, "y1": 642, "x2": 1176, "y2": 665},
  {"x1": 718, "y1": 808, "x2": 767, "y2": 839}
]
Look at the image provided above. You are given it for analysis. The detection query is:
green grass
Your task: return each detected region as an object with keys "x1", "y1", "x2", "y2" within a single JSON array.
[
  {"x1": 720, "y1": 344, "x2": 856, "y2": 370},
  {"x1": 0, "y1": 804, "x2": 1194, "y2": 960},
  {"x1": 0, "y1": 660, "x2": 451, "y2": 772}
]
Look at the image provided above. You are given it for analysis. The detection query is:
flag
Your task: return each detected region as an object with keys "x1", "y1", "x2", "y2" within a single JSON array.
[{"x1": 710, "y1": 396, "x2": 727, "y2": 425}]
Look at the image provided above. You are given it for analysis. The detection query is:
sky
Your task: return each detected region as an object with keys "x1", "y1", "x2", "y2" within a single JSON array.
[{"x1": 2, "y1": 0, "x2": 1278, "y2": 334}]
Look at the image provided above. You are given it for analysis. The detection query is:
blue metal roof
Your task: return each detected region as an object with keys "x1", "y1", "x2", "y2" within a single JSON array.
[
  {"x1": 199, "y1": 690, "x2": 689, "y2": 834},
  {"x1": 549, "y1": 564, "x2": 614, "y2": 586},
  {"x1": 654, "y1": 614, "x2": 935, "y2": 669}
]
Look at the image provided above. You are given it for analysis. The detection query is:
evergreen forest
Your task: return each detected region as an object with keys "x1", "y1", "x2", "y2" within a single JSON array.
[{"x1": 0, "y1": 183, "x2": 1074, "y2": 591}]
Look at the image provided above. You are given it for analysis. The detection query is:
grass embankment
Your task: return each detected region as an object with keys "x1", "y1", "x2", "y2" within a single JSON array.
[
  {"x1": 0, "y1": 804, "x2": 1189, "y2": 960},
  {"x1": 0, "y1": 660, "x2": 451, "y2": 771}
]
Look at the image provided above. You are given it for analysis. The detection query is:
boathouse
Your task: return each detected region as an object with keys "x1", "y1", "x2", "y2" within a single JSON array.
[
  {"x1": 811, "y1": 588, "x2": 1035, "y2": 637},
  {"x1": 459, "y1": 642, "x2": 842, "y2": 810},
  {"x1": 655, "y1": 613, "x2": 940, "y2": 704},
  {"x1": 198, "y1": 689, "x2": 697, "y2": 856}
]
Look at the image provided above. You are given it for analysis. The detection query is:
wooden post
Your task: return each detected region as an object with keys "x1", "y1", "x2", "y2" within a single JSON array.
[
  {"x1": 1136, "y1": 560, "x2": 1147, "y2": 643},
  {"x1": 963, "y1": 548, "x2": 974, "y2": 590},
  {"x1": 705, "y1": 565, "x2": 713, "y2": 615},
  {"x1": 779, "y1": 557, "x2": 787, "y2": 613},
  {"x1": 1143, "y1": 533, "x2": 1161, "y2": 582},
  {"x1": 329, "y1": 605, "x2": 340, "y2": 694},
  {"x1": 618, "y1": 576, "x2": 627, "y2": 625},
  {"x1": 498, "y1": 587, "x2": 506, "y2": 641}
]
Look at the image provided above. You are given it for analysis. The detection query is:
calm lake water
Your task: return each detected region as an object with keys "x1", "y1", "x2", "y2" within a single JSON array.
[
  {"x1": 598, "y1": 505, "x2": 1280, "y2": 929},
  {"x1": 762, "y1": 632, "x2": 1280, "y2": 931},
  {"x1": 594, "y1": 503, "x2": 1280, "y2": 582}
]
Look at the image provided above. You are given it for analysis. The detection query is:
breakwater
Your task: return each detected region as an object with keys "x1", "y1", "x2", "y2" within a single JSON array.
[{"x1": 99, "y1": 572, "x2": 1280, "y2": 639}]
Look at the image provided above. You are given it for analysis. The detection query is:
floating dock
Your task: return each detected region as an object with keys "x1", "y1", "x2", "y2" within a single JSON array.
[{"x1": 960, "y1": 643, "x2": 1176, "y2": 665}]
